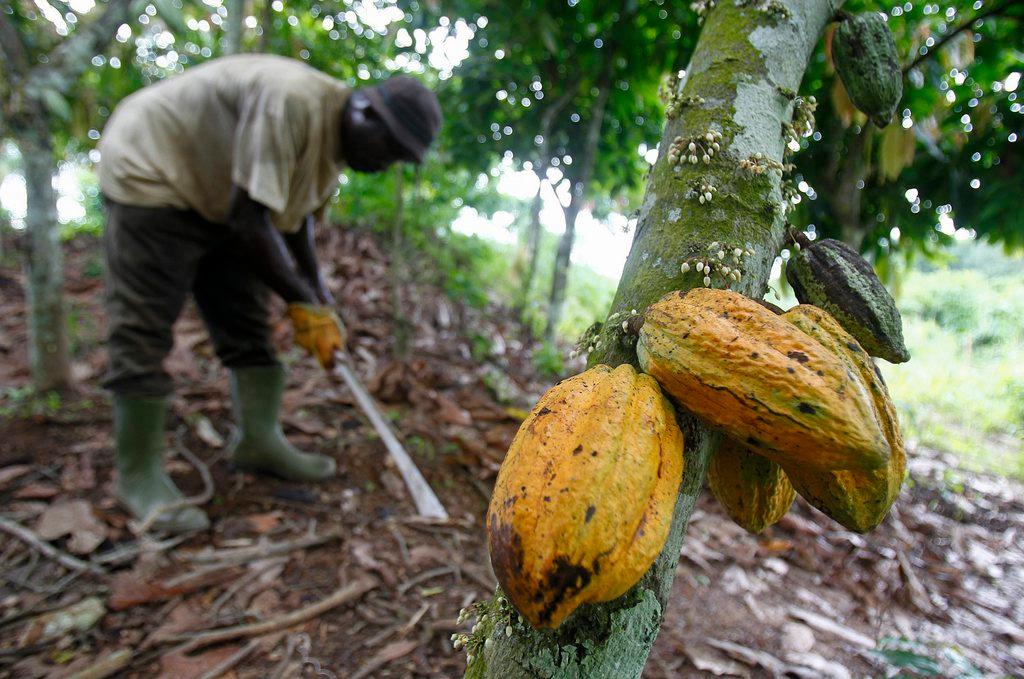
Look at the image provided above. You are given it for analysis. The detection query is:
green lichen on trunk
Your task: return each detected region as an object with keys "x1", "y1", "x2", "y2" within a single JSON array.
[{"x1": 471, "y1": 1, "x2": 842, "y2": 676}]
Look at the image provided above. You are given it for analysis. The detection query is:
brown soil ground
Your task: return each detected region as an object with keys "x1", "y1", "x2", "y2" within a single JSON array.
[{"x1": 0, "y1": 230, "x2": 1021, "y2": 678}]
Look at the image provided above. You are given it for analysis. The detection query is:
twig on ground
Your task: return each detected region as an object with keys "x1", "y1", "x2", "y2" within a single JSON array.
[
  {"x1": 65, "y1": 649, "x2": 133, "y2": 679},
  {"x1": 209, "y1": 557, "x2": 288, "y2": 621},
  {"x1": 268, "y1": 634, "x2": 300, "y2": 679},
  {"x1": 0, "y1": 516, "x2": 105, "y2": 576},
  {"x1": 386, "y1": 521, "x2": 410, "y2": 565},
  {"x1": 398, "y1": 602, "x2": 431, "y2": 636},
  {"x1": 131, "y1": 427, "x2": 214, "y2": 536},
  {"x1": 91, "y1": 534, "x2": 190, "y2": 566},
  {"x1": 397, "y1": 566, "x2": 456, "y2": 595},
  {"x1": 170, "y1": 576, "x2": 378, "y2": 652},
  {"x1": 187, "y1": 529, "x2": 341, "y2": 566},
  {"x1": 195, "y1": 637, "x2": 265, "y2": 679}
]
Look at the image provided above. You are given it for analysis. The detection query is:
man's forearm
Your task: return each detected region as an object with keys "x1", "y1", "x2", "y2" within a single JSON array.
[
  {"x1": 284, "y1": 217, "x2": 332, "y2": 304},
  {"x1": 229, "y1": 189, "x2": 317, "y2": 304}
]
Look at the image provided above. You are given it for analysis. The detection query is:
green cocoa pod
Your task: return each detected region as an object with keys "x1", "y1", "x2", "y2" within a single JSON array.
[
  {"x1": 832, "y1": 12, "x2": 902, "y2": 128},
  {"x1": 786, "y1": 236, "x2": 909, "y2": 364}
]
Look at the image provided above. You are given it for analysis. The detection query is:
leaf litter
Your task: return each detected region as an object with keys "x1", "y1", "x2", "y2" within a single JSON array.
[{"x1": 0, "y1": 228, "x2": 1021, "y2": 676}]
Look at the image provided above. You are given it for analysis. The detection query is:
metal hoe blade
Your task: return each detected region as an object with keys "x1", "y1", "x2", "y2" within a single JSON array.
[{"x1": 331, "y1": 352, "x2": 448, "y2": 519}]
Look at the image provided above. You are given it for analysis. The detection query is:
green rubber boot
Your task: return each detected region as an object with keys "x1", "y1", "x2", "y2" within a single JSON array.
[
  {"x1": 113, "y1": 396, "x2": 210, "y2": 533},
  {"x1": 228, "y1": 365, "x2": 336, "y2": 481}
]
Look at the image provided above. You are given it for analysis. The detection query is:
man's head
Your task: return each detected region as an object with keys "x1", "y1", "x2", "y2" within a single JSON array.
[{"x1": 341, "y1": 76, "x2": 442, "y2": 173}]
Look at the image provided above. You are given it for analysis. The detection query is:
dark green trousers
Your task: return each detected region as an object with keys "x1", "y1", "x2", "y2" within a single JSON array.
[{"x1": 103, "y1": 199, "x2": 277, "y2": 397}]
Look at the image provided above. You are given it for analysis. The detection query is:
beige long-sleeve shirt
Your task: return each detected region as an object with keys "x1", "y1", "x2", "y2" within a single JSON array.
[{"x1": 98, "y1": 54, "x2": 351, "y2": 234}]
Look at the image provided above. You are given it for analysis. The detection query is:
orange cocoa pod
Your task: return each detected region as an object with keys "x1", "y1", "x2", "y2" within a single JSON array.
[
  {"x1": 707, "y1": 438, "x2": 794, "y2": 534},
  {"x1": 638, "y1": 288, "x2": 889, "y2": 472},
  {"x1": 486, "y1": 364, "x2": 684, "y2": 629},
  {"x1": 780, "y1": 305, "x2": 906, "y2": 532}
]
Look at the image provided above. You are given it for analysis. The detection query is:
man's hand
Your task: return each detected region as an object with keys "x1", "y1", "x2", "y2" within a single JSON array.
[{"x1": 288, "y1": 303, "x2": 347, "y2": 369}]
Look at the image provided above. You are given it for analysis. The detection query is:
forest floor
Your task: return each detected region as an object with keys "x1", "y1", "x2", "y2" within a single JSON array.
[{"x1": 0, "y1": 229, "x2": 1022, "y2": 678}]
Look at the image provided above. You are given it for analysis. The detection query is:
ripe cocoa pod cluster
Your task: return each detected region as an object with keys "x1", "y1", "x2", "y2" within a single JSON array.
[
  {"x1": 487, "y1": 279, "x2": 908, "y2": 629},
  {"x1": 639, "y1": 288, "x2": 906, "y2": 534},
  {"x1": 487, "y1": 364, "x2": 684, "y2": 629},
  {"x1": 832, "y1": 11, "x2": 903, "y2": 128}
]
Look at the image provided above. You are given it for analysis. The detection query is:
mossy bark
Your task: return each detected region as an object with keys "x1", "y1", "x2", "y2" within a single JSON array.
[{"x1": 470, "y1": 1, "x2": 842, "y2": 676}]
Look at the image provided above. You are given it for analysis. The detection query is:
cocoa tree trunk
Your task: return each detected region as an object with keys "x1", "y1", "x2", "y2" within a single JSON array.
[{"x1": 469, "y1": 1, "x2": 841, "y2": 676}]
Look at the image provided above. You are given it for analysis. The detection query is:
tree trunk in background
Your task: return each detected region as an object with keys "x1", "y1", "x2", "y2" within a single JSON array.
[
  {"x1": 833, "y1": 125, "x2": 869, "y2": 250},
  {"x1": 0, "y1": 0, "x2": 136, "y2": 391},
  {"x1": 515, "y1": 87, "x2": 574, "y2": 319},
  {"x1": 224, "y1": 0, "x2": 245, "y2": 54},
  {"x1": 470, "y1": 1, "x2": 841, "y2": 675},
  {"x1": 544, "y1": 194, "x2": 581, "y2": 344},
  {"x1": 514, "y1": 169, "x2": 546, "y2": 317},
  {"x1": 544, "y1": 68, "x2": 612, "y2": 344},
  {"x1": 19, "y1": 118, "x2": 70, "y2": 390}
]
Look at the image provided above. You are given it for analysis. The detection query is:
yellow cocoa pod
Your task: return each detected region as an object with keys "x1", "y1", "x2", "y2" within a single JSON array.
[
  {"x1": 781, "y1": 305, "x2": 906, "y2": 532},
  {"x1": 637, "y1": 288, "x2": 889, "y2": 472},
  {"x1": 487, "y1": 364, "x2": 684, "y2": 629},
  {"x1": 707, "y1": 438, "x2": 794, "y2": 534}
]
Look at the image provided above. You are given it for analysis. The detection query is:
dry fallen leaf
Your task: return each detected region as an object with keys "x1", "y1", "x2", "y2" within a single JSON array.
[
  {"x1": 19, "y1": 597, "x2": 105, "y2": 647},
  {"x1": 246, "y1": 512, "x2": 282, "y2": 534},
  {"x1": 34, "y1": 499, "x2": 107, "y2": 555},
  {"x1": 159, "y1": 644, "x2": 242, "y2": 679}
]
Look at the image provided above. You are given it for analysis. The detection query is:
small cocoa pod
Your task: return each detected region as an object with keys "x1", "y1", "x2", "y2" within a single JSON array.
[
  {"x1": 487, "y1": 364, "x2": 684, "y2": 629},
  {"x1": 781, "y1": 305, "x2": 906, "y2": 532},
  {"x1": 707, "y1": 438, "x2": 795, "y2": 534},
  {"x1": 638, "y1": 288, "x2": 889, "y2": 472},
  {"x1": 786, "y1": 236, "x2": 909, "y2": 363},
  {"x1": 832, "y1": 11, "x2": 903, "y2": 127}
]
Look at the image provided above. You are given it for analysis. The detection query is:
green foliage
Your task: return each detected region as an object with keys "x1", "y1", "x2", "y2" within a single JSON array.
[
  {"x1": 871, "y1": 637, "x2": 982, "y2": 678},
  {"x1": 0, "y1": 386, "x2": 62, "y2": 419},
  {"x1": 793, "y1": 0, "x2": 1024, "y2": 255},
  {"x1": 531, "y1": 341, "x2": 564, "y2": 379},
  {"x1": 881, "y1": 243, "x2": 1024, "y2": 478}
]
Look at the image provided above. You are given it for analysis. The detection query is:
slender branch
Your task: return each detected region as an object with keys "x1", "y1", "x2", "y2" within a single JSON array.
[
  {"x1": 902, "y1": 0, "x2": 1015, "y2": 74},
  {"x1": 0, "y1": 7, "x2": 31, "y2": 78},
  {"x1": 27, "y1": 0, "x2": 138, "y2": 90},
  {"x1": 0, "y1": 516, "x2": 106, "y2": 576},
  {"x1": 170, "y1": 576, "x2": 378, "y2": 652}
]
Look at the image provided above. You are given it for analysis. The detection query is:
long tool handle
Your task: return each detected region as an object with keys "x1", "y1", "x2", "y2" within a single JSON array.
[{"x1": 332, "y1": 353, "x2": 448, "y2": 519}]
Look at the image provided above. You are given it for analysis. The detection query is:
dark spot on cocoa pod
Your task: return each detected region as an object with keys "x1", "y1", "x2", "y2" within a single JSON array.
[
  {"x1": 573, "y1": 444, "x2": 583, "y2": 455},
  {"x1": 488, "y1": 519, "x2": 525, "y2": 603},
  {"x1": 538, "y1": 557, "x2": 592, "y2": 625},
  {"x1": 585, "y1": 505, "x2": 596, "y2": 522},
  {"x1": 797, "y1": 402, "x2": 816, "y2": 415},
  {"x1": 787, "y1": 350, "x2": 810, "y2": 363}
]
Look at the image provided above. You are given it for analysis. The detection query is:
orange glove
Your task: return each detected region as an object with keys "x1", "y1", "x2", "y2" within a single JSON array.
[{"x1": 287, "y1": 303, "x2": 347, "y2": 369}]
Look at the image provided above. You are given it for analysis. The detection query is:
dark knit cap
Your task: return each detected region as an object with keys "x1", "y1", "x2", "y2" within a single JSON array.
[{"x1": 364, "y1": 76, "x2": 442, "y2": 163}]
